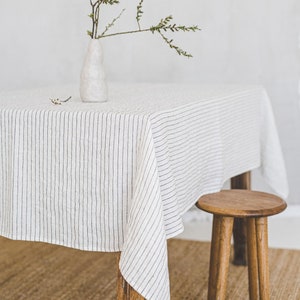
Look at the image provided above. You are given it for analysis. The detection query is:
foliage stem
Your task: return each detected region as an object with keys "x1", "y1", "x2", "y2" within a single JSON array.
[{"x1": 100, "y1": 28, "x2": 151, "y2": 38}]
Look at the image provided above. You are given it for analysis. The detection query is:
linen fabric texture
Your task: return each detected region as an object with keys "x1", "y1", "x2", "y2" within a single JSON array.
[{"x1": 0, "y1": 84, "x2": 288, "y2": 300}]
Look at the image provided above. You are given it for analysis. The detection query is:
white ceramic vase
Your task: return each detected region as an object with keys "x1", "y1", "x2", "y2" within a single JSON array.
[{"x1": 80, "y1": 39, "x2": 108, "y2": 103}]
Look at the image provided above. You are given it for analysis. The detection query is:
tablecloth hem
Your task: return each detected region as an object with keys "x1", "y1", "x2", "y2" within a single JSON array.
[{"x1": 0, "y1": 232, "x2": 122, "y2": 253}]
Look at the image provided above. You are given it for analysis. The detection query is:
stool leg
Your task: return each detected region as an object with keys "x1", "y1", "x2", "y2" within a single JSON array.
[
  {"x1": 231, "y1": 171, "x2": 251, "y2": 266},
  {"x1": 233, "y1": 218, "x2": 247, "y2": 265},
  {"x1": 117, "y1": 254, "x2": 145, "y2": 300},
  {"x1": 208, "y1": 215, "x2": 234, "y2": 300},
  {"x1": 255, "y1": 217, "x2": 270, "y2": 300},
  {"x1": 247, "y1": 218, "x2": 259, "y2": 300},
  {"x1": 208, "y1": 215, "x2": 222, "y2": 299}
]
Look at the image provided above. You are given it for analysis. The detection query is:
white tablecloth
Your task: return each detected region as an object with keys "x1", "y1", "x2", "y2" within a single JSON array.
[{"x1": 0, "y1": 83, "x2": 288, "y2": 299}]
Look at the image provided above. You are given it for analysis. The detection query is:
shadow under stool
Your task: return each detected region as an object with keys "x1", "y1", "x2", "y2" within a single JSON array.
[{"x1": 196, "y1": 189, "x2": 287, "y2": 300}]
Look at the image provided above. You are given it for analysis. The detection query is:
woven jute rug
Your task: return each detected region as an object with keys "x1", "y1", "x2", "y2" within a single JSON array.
[{"x1": 0, "y1": 236, "x2": 299, "y2": 299}]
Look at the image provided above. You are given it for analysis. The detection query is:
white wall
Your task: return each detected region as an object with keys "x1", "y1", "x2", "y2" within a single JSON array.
[{"x1": 0, "y1": 0, "x2": 300, "y2": 204}]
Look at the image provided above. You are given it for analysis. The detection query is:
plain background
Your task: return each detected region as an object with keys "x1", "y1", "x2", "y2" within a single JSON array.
[{"x1": 0, "y1": 0, "x2": 299, "y2": 206}]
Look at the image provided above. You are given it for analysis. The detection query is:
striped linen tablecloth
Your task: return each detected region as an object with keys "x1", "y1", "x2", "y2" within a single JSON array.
[{"x1": 0, "y1": 83, "x2": 288, "y2": 299}]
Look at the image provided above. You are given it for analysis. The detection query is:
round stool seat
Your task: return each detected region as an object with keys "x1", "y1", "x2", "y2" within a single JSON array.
[
  {"x1": 196, "y1": 189, "x2": 287, "y2": 300},
  {"x1": 196, "y1": 190, "x2": 286, "y2": 218}
]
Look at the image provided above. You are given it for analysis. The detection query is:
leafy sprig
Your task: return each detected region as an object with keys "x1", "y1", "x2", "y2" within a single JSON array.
[
  {"x1": 150, "y1": 15, "x2": 199, "y2": 33},
  {"x1": 149, "y1": 16, "x2": 199, "y2": 57},
  {"x1": 100, "y1": 8, "x2": 126, "y2": 37},
  {"x1": 88, "y1": 0, "x2": 200, "y2": 58},
  {"x1": 158, "y1": 32, "x2": 193, "y2": 58},
  {"x1": 102, "y1": 0, "x2": 119, "y2": 5},
  {"x1": 136, "y1": 0, "x2": 144, "y2": 30}
]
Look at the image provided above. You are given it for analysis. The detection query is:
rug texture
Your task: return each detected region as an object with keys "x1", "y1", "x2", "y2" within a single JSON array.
[{"x1": 0, "y1": 237, "x2": 299, "y2": 299}]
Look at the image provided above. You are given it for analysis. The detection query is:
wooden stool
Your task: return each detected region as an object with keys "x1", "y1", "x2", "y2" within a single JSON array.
[{"x1": 196, "y1": 190, "x2": 287, "y2": 300}]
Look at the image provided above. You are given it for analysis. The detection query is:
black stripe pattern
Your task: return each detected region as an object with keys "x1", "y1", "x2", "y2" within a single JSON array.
[{"x1": 0, "y1": 84, "x2": 288, "y2": 300}]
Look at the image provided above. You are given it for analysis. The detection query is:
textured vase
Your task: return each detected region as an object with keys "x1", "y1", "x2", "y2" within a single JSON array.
[{"x1": 80, "y1": 39, "x2": 108, "y2": 103}]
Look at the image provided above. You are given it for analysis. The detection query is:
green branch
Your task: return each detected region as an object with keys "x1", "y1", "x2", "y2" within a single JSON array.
[
  {"x1": 87, "y1": 0, "x2": 200, "y2": 58},
  {"x1": 100, "y1": 28, "x2": 151, "y2": 38},
  {"x1": 158, "y1": 32, "x2": 193, "y2": 58},
  {"x1": 136, "y1": 0, "x2": 144, "y2": 30},
  {"x1": 99, "y1": 8, "x2": 126, "y2": 37},
  {"x1": 101, "y1": 0, "x2": 119, "y2": 4}
]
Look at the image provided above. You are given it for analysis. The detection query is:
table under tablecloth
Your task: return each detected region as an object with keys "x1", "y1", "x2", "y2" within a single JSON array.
[{"x1": 0, "y1": 83, "x2": 288, "y2": 299}]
